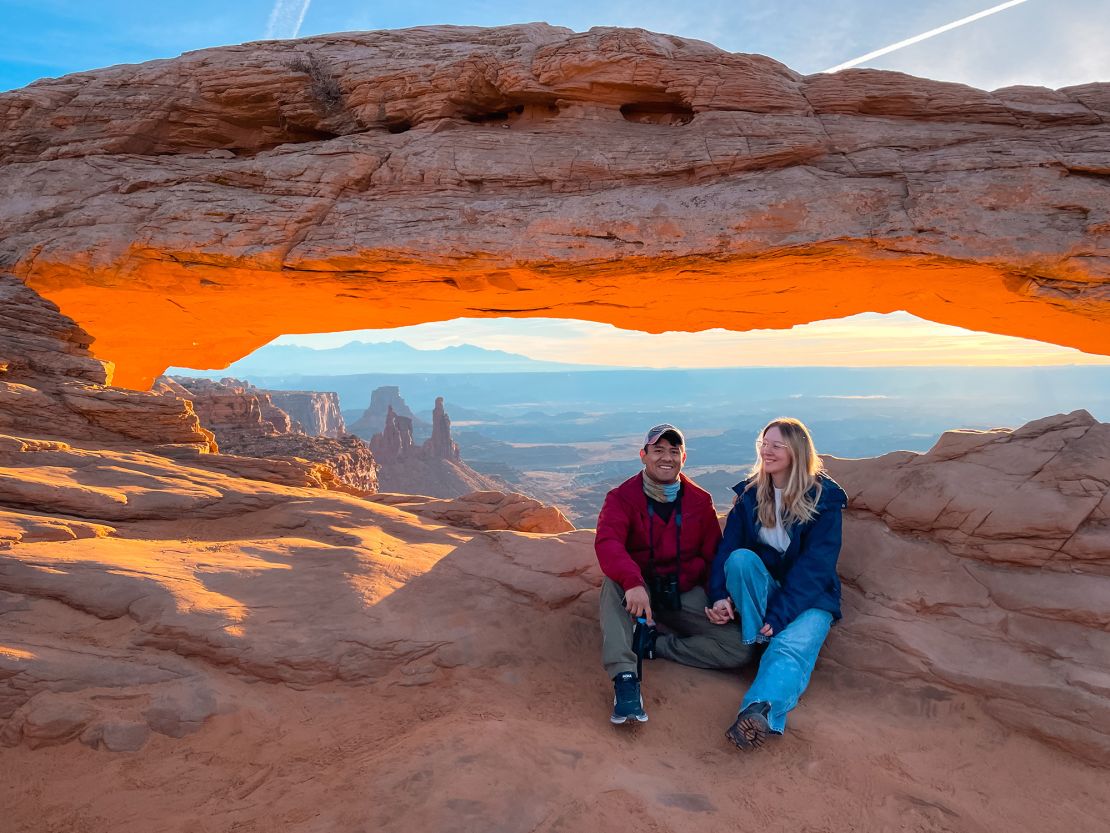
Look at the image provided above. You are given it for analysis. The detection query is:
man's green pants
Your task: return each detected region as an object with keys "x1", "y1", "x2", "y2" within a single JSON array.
[{"x1": 599, "y1": 578, "x2": 754, "y2": 679}]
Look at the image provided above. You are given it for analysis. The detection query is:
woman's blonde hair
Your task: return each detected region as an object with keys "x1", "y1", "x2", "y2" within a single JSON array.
[{"x1": 746, "y1": 417, "x2": 824, "y2": 529}]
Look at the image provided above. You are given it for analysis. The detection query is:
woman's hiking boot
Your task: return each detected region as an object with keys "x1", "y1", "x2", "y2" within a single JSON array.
[{"x1": 725, "y1": 701, "x2": 771, "y2": 750}]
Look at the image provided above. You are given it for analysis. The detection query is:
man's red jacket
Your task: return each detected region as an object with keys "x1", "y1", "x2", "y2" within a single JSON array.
[{"x1": 594, "y1": 473, "x2": 723, "y2": 593}]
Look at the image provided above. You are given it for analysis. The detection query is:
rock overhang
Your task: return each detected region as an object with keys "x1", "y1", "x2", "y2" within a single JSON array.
[{"x1": 0, "y1": 23, "x2": 1107, "y2": 388}]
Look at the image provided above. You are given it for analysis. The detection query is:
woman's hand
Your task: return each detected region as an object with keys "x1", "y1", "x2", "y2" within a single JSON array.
[
  {"x1": 704, "y1": 598, "x2": 735, "y2": 625},
  {"x1": 759, "y1": 623, "x2": 774, "y2": 638}
]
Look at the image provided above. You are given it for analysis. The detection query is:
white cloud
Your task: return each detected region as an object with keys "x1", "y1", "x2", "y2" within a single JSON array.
[{"x1": 265, "y1": 0, "x2": 312, "y2": 40}]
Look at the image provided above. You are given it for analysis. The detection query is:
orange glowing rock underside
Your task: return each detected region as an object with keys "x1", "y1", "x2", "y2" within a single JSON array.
[{"x1": 23, "y1": 249, "x2": 1110, "y2": 389}]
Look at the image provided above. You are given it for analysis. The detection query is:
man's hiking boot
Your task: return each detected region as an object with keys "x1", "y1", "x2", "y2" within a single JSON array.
[
  {"x1": 610, "y1": 672, "x2": 648, "y2": 724},
  {"x1": 725, "y1": 700, "x2": 771, "y2": 750}
]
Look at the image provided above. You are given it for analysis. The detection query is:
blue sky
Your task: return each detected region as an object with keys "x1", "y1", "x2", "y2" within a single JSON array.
[{"x1": 3, "y1": 1, "x2": 1108, "y2": 92}]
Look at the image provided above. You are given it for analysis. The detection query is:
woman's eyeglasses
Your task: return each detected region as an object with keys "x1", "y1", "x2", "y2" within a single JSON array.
[{"x1": 756, "y1": 440, "x2": 789, "y2": 453}]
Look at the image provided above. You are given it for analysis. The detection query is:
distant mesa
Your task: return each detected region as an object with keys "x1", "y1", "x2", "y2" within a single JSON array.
[
  {"x1": 267, "y1": 389, "x2": 346, "y2": 438},
  {"x1": 169, "y1": 340, "x2": 611, "y2": 381},
  {"x1": 165, "y1": 376, "x2": 379, "y2": 493},
  {"x1": 349, "y1": 385, "x2": 427, "y2": 440},
  {"x1": 368, "y1": 395, "x2": 510, "y2": 499}
]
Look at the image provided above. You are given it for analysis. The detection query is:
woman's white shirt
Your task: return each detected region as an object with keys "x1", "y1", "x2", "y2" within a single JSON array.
[{"x1": 758, "y1": 487, "x2": 791, "y2": 553}]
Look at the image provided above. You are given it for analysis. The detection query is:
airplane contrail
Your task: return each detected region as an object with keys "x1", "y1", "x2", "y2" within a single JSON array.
[
  {"x1": 822, "y1": 0, "x2": 1032, "y2": 73},
  {"x1": 265, "y1": 0, "x2": 312, "y2": 40}
]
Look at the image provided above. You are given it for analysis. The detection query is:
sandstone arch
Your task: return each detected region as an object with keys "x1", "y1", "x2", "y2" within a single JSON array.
[{"x1": 1, "y1": 23, "x2": 1107, "y2": 387}]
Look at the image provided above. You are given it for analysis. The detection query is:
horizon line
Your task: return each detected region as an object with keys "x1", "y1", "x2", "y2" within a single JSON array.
[{"x1": 167, "y1": 363, "x2": 1110, "y2": 376}]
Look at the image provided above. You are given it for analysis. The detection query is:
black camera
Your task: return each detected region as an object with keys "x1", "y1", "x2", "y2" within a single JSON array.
[{"x1": 648, "y1": 573, "x2": 682, "y2": 612}]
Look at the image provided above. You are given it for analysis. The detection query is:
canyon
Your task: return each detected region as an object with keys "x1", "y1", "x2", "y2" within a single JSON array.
[{"x1": 167, "y1": 376, "x2": 379, "y2": 493}]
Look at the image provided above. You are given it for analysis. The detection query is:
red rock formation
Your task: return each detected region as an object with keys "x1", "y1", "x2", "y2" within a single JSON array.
[
  {"x1": 367, "y1": 405, "x2": 417, "y2": 464},
  {"x1": 169, "y1": 377, "x2": 291, "y2": 436},
  {"x1": 349, "y1": 385, "x2": 422, "y2": 439},
  {"x1": 370, "y1": 398, "x2": 502, "y2": 498},
  {"x1": 0, "y1": 274, "x2": 213, "y2": 449},
  {"x1": 372, "y1": 490, "x2": 574, "y2": 533},
  {"x1": 426, "y1": 396, "x2": 460, "y2": 461},
  {"x1": 0, "y1": 26, "x2": 1106, "y2": 387},
  {"x1": 824, "y1": 410, "x2": 1110, "y2": 763},
  {"x1": 267, "y1": 389, "x2": 346, "y2": 437},
  {"x1": 170, "y1": 376, "x2": 379, "y2": 492},
  {"x1": 1, "y1": 25, "x2": 1109, "y2": 822}
]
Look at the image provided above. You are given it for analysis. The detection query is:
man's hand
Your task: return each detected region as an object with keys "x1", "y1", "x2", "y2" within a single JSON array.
[
  {"x1": 704, "y1": 598, "x2": 735, "y2": 625},
  {"x1": 623, "y1": 585, "x2": 654, "y2": 625},
  {"x1": 759, "y1": 623, "x2": 774, "y2": 638}
]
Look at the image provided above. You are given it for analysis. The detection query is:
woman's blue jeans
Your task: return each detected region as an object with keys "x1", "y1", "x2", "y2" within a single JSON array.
[{"x1": 723, "y1": 548, "x2": 832, "y2": 734}]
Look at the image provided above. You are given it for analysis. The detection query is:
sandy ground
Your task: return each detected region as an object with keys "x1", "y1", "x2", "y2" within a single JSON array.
[{"x1": 3, "y1": 593, "x2": 1107, "y2": 832}]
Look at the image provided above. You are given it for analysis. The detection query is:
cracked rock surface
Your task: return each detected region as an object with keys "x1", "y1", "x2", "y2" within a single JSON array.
[{"x1": 825, "y1": 410, "x2": 1110, "y2": 764}]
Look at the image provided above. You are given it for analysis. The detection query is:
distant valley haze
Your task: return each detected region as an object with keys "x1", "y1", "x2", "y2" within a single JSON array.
[
  {"x1": 171, "y1": 319, "x2": 1110, "y2": 525},
  {"x1": 170, "y1": 339, "x2": 623, "y2": 377},
  {"x1": 172, "y1": 312, "x2": 1110, "y2": 378}
]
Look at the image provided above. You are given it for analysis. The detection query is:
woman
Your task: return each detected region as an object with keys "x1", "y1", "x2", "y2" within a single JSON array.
[{"x1": 704, "y1": 417, "x2": 847, "y2": 750}]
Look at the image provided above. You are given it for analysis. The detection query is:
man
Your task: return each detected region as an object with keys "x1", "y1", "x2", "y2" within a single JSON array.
[{"x1": 595, "y1": 423, "x2": 753, "y2": 724}]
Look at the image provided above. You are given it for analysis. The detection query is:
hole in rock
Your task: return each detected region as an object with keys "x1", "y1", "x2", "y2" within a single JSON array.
[
  {"x1": 386, "y1": 120, "x2": 413, "y2": 134},
  {"x1": 620, "y1": 101, "x2": 695, "y2": 125},
  {"x1": 459, "y1": 101, "x2": 559, "y2": 126},
  {"x1": 167, "y1": 312, "x2": 1110, "y2": 528},
  {"x1": 465, "y1": 104, "x2": 525, "y2": 124}
]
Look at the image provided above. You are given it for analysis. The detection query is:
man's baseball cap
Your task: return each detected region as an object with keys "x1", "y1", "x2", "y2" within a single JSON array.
[{"x1": 643, "y1": 423, "x2": 685, "y2": 447}]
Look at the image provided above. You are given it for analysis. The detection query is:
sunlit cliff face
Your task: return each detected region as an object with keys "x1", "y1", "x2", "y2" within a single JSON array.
[{"x1": 2, "y1": 25, "x2": 1107, "y2": 386}]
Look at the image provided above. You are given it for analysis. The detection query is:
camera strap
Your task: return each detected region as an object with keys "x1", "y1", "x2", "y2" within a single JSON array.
[
  {"x1": 646, "y1": 495, "x2": 682, "y2": 579},
  {"x1": 636, "y1": 495, "x2": 682, "y2": 681}
]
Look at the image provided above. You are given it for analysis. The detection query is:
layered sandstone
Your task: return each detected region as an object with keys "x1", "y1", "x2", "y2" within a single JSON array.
[
  {"x1": 1, "y1": 24, "x2": 1109, "y2": 824},
  {"x1": 267, "y1": 389, "x2": 346, "y2": 437},
  {"x1": 0, "y1": 274, "x2": 213, "y2": 449},
  {"x1": 824, "y1": 410, "x2": 1110, "y2": 763},
  {"x1": 370, "y1": 399, "x2": 502, "y2": 498},
  {"x1": 169, "y1": 376, "x2": 379, "y2": 492},
  {"x1": 167, "y1": 376, "x2": 294, "y2": 437},
  {"x1": 0, "y1": 25, "x2": 1107, "y2": 387},
  {"x1": 371, "y1": 490, "x2": 574, "y2": 533}
]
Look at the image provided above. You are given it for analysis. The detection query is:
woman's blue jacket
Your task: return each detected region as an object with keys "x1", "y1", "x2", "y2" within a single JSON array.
[{"x1": 707, "y1": 473, "x2": 847, "y2": 634}]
